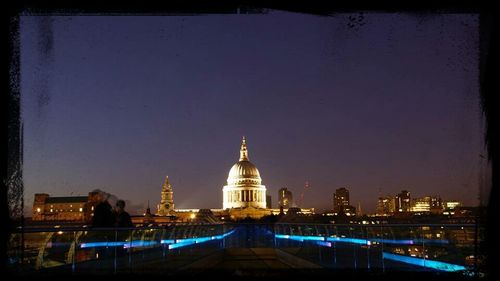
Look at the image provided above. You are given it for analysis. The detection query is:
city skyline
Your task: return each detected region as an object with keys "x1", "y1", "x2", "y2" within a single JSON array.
[{"x1": 20, "y1": 12, "x2": 484, "y2": 214}]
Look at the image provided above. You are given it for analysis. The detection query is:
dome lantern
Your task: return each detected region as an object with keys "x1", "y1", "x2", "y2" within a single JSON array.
[{"x1": 239, "y1": 136, "x2": 249, "y2": 161}]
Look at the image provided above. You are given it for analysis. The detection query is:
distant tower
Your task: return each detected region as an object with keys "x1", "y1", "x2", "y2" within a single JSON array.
[
  {"x1": 266, "y1": 195, "x2": 272, "y2": 209},
  {"x1": 157, "y1": 176, "x2": 175, "y2": 216},
  {"x1": 395, "y1": 190, "x2": 411, "y2": 212},
  {"x1": 297, "y1": 181, "x2": 310, "y2": 208},
  {"x1": 278, "y1": 188, "x2": 293, "y2": 209},
  {"x1": 333, "y1": 187, "x2": 350, "y2": 212}
]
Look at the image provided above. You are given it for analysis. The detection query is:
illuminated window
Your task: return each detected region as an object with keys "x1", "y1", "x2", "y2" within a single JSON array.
[
  {"x1": 50, "y1": 209, "x2": 53, "y2": 212},
  {"x1": 79, "y1": 208, "x2": 83, "y2": 212},
  {"x1": 36, "y1": 208, "x2": 41, "y2": 213},
  {"x1": 91, "y1": 206, "x2": 94, "y2": 211}
]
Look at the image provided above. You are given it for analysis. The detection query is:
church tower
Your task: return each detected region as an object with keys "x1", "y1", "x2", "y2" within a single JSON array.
[{"x1": 157, "y1": 176, "x2": 175, "y2": 216}]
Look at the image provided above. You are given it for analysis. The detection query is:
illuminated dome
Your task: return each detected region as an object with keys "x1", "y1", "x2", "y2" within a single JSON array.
[
  {"x1": 227, "y1": 161, "x2": 261, "y2": 186},
  {"x1": 222, "y1": 137, "x2": 267, "y2": 209}
]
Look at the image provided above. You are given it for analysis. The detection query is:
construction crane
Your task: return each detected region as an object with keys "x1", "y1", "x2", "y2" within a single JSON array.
[{"x1": 297, "y1": 181, "x2": 310, "y2": 208}]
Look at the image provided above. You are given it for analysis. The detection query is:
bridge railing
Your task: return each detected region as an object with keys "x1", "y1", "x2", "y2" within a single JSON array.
[
  {"x1": 7, "y1": 222, "x2": 233, "y2": 274},
  {"x1": 271, "y1": 223, "x2": 483, "y2": 273},
  {"x1": 7, "y1": 223, "x2": 483, "y2": 275}
]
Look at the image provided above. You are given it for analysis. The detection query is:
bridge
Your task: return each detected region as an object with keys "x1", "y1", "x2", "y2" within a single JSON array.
[{"x1": 7, "y1": 223, "x2": 482, "y2": 277}]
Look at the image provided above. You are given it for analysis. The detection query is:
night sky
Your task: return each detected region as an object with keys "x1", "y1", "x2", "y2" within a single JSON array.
[{"x1": 20, "y1": 12, "x2": 484, "y2": 214}]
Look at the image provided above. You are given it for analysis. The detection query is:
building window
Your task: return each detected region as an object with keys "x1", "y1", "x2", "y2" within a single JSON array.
[
  {"x1": 36, "y1": 208, "x2": 41, "y2": 213},
  {"x1": 79, "y1": 207, "x2": 83, "y2": 212}
]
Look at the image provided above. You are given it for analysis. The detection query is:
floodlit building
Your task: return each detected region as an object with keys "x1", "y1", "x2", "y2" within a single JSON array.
[
  {"x1": 33, "y1": 137, "x2": 314, "y2": 225},
  {"x1": 157, "y1": 176, "x2": 175, "y2": 216},
  {"x1": 411, "y1": 196, "x2": 432, "y2": 213},
  {"x1": 443, "y1": 200, "x2": 462, "y2": 215},
  {"x1": 331, "y1": 187, "x2": 356, "y2": 215},
  {"x1": 444, "y1": 200, "x2": 462, "y2": 210},
  {"x1": 411, "y1": 196, "x2": 443, "y2": 214},
  {"x1": 222, "y1": 137, "x2": 267, "y2": 210},
  {"x1": 278, "y1": 188, "x2": 293, "y2": 209},
  {"x1": 333, "y1": 187, "x2": 350, "y2": 212},
  {"x1": 32, "y1": 192, "x2": 101, "y2": 222},
  {"x1": 376, "y1": 196, "x2": 395, "y2": 216},
  {"x1": 395, "y1": 190, "x2": 411, "y2": 212}
]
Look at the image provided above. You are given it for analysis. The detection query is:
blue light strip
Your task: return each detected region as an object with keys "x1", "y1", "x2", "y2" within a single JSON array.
[
  {"x1": 370, "y1": 238, "x2": 449, "y2": 245},
  {"x1": 326, "y1": 237, "x2": 369, "y2": 245},
  {"x1": 80, "y1": 240, "x2": 160, "y2": 249},
  {"x1": 123, "y1": 241, "x2": 158, "y2": 249},
  {"x1": 80, "y1": 241, "x2": 127, "y2": 248},
  {"x1": 383, "y1": 252, "x2": 466, "y2": 272},
  {"x1": 315, "y1": 241, "x2": 332, "y2": 247},
  {"x1": 167, "y1": 229, "x2": 236, "y2": 250},
  {"x1": 275, "y1": 234, "x2": 325, "y2": 242},
  {"x1": 275, "y1": 234, "x2": 448, "y2": 246},
  {"x1": 174, "y1": 237, "x2": 198, "y2": 244},
  {"x1": 415, "y1": 239, "x2": 449, "y2": 245},
  {"x1": 168, "y1": 241, "x2": 195, "y2": 249},
  {"x1": 81, "y1": 229, "x2": 236, "y2": 250},
  {"x1": 160, "y1": 239, "x2": 176, "y2": 244},
  {"x1": 371, "y1": 239, "x2": 414, "y2": 245}
]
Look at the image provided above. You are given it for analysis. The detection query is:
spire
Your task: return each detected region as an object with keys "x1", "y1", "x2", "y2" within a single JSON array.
[
  {"x1": 357, "y1": 202, "x2": 363, "y2": 216},
  {"x1": 239, "y1": 136, "x2": 249, "y2": 161},
  {"x1": 162, "y1": 176, "x2": 171, "y2": 191}
]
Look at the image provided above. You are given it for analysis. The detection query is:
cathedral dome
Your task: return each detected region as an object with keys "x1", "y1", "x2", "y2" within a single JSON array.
[
  {"x1": 226, "y1": 137, "x2": 262, "y2": 186},
  {"x1": 222, "y1": 136, "x2": 267, "y2": 210},
  {"x1": 227, "y1": 161, "x2": 261, "y2": 185}
]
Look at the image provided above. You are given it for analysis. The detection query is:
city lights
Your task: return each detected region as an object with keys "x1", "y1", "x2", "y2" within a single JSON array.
[{"x1": 11, "y1": 11, "x2": 485, "y2": 278}]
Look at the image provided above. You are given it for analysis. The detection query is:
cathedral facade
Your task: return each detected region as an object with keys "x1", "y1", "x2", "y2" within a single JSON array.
[{"x1": 222, "y1": 137, "x2": 267, "y2": 209}]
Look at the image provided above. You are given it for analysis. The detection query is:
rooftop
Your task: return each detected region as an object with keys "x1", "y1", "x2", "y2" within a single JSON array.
[{"x1": 45, "y1": 196, "x2": 88, "y2": 204}]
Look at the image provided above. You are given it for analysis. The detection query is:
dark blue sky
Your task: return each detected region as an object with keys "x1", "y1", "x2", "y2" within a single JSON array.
[{"x1": 20, "y1": 12, "x2": 483, "y2": 214}]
